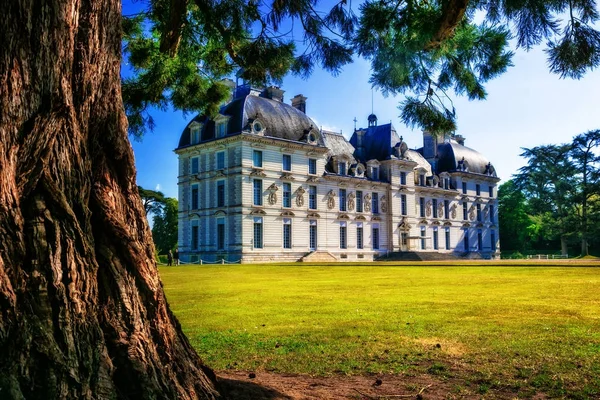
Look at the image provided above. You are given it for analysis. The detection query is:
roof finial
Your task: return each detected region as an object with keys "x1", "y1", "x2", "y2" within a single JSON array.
[{"x1": 353, "y1": 117, "x2": 357, "y2": 131}]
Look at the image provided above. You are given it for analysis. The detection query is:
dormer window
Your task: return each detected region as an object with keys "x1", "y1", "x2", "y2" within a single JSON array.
[
  {"x1": 419, "y1": 173, "x2": 426, "y2": 186},
  {"x1": 252, "y1": 119, "x2": 265, "y2": 134},
  {"x1": 371, "y1": 167, "x2": 379, "y2": 181},
  {"x1": 443, "y1": 177, "x2": 450, "y2": 190},
  {"x1": 216, "y1": 121, "x2": 227, "y2": 138},
  {"x1": 191, "y1": 127, "x2": 200, "y2": 145},
  {"x1": 338, "y1": 162, "x2": 347, "y2": 176}
]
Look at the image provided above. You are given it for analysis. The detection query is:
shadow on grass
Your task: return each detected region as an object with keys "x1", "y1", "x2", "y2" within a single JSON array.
[{"x1": 218, "y1": 377, "x2": 291, "y2": 400}]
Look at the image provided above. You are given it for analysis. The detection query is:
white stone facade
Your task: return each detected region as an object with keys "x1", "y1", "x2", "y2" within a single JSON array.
[{"x1": 175, "y1": 88, "x2": 500, "y2": 263}]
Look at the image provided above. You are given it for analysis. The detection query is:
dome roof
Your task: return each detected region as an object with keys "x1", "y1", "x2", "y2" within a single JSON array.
[
  {"x1": 177, "y1": 94, "x2": 322, "y2": 148},
  {"x1": 436, "y1": 141, "x2": 496, "y2": 176}
]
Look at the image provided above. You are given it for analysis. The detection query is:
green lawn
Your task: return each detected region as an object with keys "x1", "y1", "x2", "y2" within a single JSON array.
[{"x1": 160, "y1": 263, "x2": 600, "y2": 397}]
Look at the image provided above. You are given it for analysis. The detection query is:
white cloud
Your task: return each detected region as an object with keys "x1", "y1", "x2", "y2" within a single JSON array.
[{"x1": 155, "y1": 184, "x2": 161, "y2": 192}]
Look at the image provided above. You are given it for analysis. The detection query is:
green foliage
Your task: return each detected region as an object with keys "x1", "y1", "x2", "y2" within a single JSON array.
[
  {"x1": 138, "y1": 185, "x2": 166, "y2": 215},
  {"x1": 122, "y1": 0, "x2": 600, "y2": 136},
  {"x1": 152, "y1": 197, "x2": 178, "y2": 254},
  {"x1": 160, "y1": 263, "x2": 600, "y2": 396},
  {"x1": 121, "y1": 0, "x2": 356, "y2": 136},
  {"x1": 506, "y1": 130, "x2": 600, "y2": 255}
]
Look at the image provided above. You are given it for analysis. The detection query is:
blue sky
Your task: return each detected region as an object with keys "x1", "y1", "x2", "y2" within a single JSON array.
[{"x1": 129, "y1": 8, "x2": 600, "y2": 199}]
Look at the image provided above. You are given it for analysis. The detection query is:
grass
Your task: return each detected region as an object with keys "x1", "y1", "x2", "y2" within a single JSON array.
[{"x1": 160, "y1": 262, "x2": 600, "y2": 397}]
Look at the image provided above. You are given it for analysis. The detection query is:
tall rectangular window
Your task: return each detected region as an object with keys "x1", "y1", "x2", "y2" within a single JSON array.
[
  {"x1": 463, "y1": 201, "x2": 468, "y2": 220},
  {"x1": 253, "y1": 150, "x2": 262, "y2": 168},
  {"x1": 338, "y1": 162, "x2": 346, "y2": 175},
  {"x1": 191, "y1": 128, "x2": 200, "y2": 144},
  {"x1": 420, "y1": 227, "x2": 426, "y2": 250},
  {"x1": 339, "y1": 189, "x2": 347, "y2": 211},
  {"x1": 191, "y1": 184, "x2": 199, "y2": 210},
  {"x1": 283, "y1": 183, "x2": 291, "y2": 208},
  {"x1": 445, "y1": 227, "x2": 451, "y2": 249},
  {"x1": 357, "y1": 223, "x2": 364, "y2": 249},
  {"x1": 401, "y1": 194, "x2": 407, "y2": 216},
  {"x1": 216, "y1": 122, "x2": 227, "y2": 138},
  {"x1": 372, "y1": 226, "x2": 380, "y2": 250},
  {"x1": 489, "y1": 185, "x2": 494, "y2": 198},
  {"x1": 462, "y1": 181, "x2": 467, "y2": 194},
  {"x1": 419, "y1": 174, "x2": 425, "y2": 186},
  {"x1": 443, "y1": 177, "x2": 450, "y2": 190},
  {"x1": 491, "y1": 230, "x2": 496, "y2": 250},
  {"x1": 489, "y1": 205, "x2": 495, "y2": 223},
  {"x1": 400, "y1": 171, "x2": 407, "y2": 185},
  {"x1": 372, "y1": 167, "x2": 379, "y2": 180},
  {"x1": 283, "y1": 218, "x2": 292, "y2": 249},
  {"x1": 433, "y1": 199, "x2": 438, "y2": 218},
  {"x1": 309, "y1": 186, "x2": 317, "y2": 210},
  {"x1": 217, "y1": 219, "x2": 225, "y2": 250},
  {"x1": 217, "y1": 151, "x2": 225, "y2": 169},
  {"x1": 476, "y1": 184, "x2": 481, "y2": 196},
  {"x1": 282, "y1": 154, "x2": 292, "y2": 171},
  {"x1": 339, "y1": 222, "x2": 347, "y2": 249},
  {"x1": 309, "y1": 220, "x2": 317, "y2": 250},
  {"x1": 253, "y1": 217, "x2": 263, "y2": 249},
  {"x1": 253, "y1": 179, "x2": 262, "y2": 206},
  {"x1": 372, "y1": 192, "x2": 379, "y2": 214},
  {"x1": 433, "y1": 228, "x2": 439, "y2": 250},
  {"x1": 420, "y1": 197, "x2": 425, "y2": 218},
  {"x1": 191, "y1": 157, "x2": 199, "y2": 174},
  {"x1": 477, "y1": 229, "x2": 483, "y2": 251},
  {"x1": 217, "y1": 180, "x2": 225, "y2": 207},
  {"x1": 476, "y1": 203, "x2": 482, "y2": 222},
  {"x1": 444, "y1": 200, "x2": 450, "y2": 219},
  {"x1": 191, "y1": 221, "x2": 199, "y2": 250},
  {"x1": 463, "y1": 229, "x2": 469, "y2": 251},
  {"x1": 356, "y1": 190, "x2": 363, "y2": 212},
  {"x1": 308, "y1": 158, "x2": 317, "y2": 175}
]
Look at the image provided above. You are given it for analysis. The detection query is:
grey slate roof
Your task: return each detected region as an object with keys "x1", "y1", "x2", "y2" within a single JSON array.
[
  {"x1": 322, "y1": 131, "x2": 357, "y2": 162},
  {"x1": 435, "y1": 141, "x2": 495, "y2": 175},
  {"x1": 349, "y1": 123, "x2": 401, "y2": 162},
  {"x1": 177, "y1": 94, "x2": 322, "y2": 149}
]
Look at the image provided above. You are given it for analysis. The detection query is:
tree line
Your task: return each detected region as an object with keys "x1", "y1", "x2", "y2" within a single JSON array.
[{"x1": 499, "y1": 130, "x2": 600, "y2": 257}]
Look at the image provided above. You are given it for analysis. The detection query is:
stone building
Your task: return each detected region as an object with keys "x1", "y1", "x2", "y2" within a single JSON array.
[{"x1": 174, "y1": 84, "x2": 500, "y2": 263}]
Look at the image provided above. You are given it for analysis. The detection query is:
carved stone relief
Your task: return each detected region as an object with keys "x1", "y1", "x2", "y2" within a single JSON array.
[
  {"x1": 347, "y1": 192, "x2": 355, "y2": 211},
  {"x1": 364, "y1": 193, "x2": 372, "y2": 212},
  {"x1": 296, "y1": 186, "x2": 306, "y2": 207},
  {"x1": 327, "y1": 190, "x2": 336, "y2": 210},
  {"x1": 381, "y1": 195, "x2": 387, "y2": 213},
  {"x1": 426, "y1": 200, "x2": 432, "y2": 217},
  {"x1": 267, "y1": 183, "x2": 278, "y2": 205}
]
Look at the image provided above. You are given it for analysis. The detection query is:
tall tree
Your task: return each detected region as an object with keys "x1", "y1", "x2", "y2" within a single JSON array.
[
  {"x1": 497, "y1": 180, "x2": 534, "y2": 252},
  {"x1": 139, "y1": 185, "x2": 167, "y2": 215},
  {"x1": 570, "y1": 130, "x2": 600, "y2": 256},
  {"x1": 0, "y1": 0, "x2": 218, "y2": 398},
  {"x1": 514, "y1": 145, "x2": 577, "y2": 255},
  {"x1": 152, "y1": 198, "x2": 179, "y2": 254}
]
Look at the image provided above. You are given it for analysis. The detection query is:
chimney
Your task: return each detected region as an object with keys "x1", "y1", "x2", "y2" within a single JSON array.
[
  {"x1": 262, "y1": 86, "x2": 285, "y2": 102},
  {"x1": 291, "y1": 94, "x2": 307, "y2": 113}
]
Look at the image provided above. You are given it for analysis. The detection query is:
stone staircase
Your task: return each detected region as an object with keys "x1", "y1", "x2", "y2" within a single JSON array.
[
  {"x1": 299, "y1": 251, "x2": 338, "y2": 262},
  {"x1": 376, "y1": 251, "x2": 477, "y2": 261}
]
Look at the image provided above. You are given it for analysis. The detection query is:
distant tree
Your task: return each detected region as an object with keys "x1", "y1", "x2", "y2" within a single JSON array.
[
  {"x1": 497, "y1": 180, "x2": 534, "y2": 252},
  {"x1": 152, "y1": 198, "x2": 179, "y2": 254},
  {"x1": 570, "y1": 130, "x2": 600, "y2": 255},
  {"x1": 138, "y1": 185, "x2": 167, "y2": 215},
  {"x1": 514, "y1": 145, "x2": 578, "y2": 255}
]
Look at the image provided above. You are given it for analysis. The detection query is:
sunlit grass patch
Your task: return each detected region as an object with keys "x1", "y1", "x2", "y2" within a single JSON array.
[{"x1": 160, "y1": 262, "x2": 600, "y2": 397}]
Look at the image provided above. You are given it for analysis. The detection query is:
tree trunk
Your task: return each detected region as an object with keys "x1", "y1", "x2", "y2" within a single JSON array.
[
  {"x1": 561, "y1": 235, "x2": 569, "y2": 257},
  {"x1": 0, "y1": 0, "x2": 219, "y2": 398}
]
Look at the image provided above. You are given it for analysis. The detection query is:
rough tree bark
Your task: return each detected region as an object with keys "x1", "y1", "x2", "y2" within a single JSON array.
[{"x1": 0, "y1": 0, "x2": 219, "y2": 398}]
